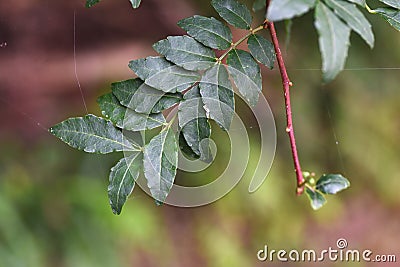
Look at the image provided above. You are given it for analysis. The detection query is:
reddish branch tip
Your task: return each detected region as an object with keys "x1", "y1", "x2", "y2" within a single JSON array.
[{"x1": 267, "y1": 20, "x2": 305, "y2": 195}]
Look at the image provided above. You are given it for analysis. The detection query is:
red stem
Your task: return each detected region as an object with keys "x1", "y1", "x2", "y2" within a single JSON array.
[{"x1": 264, "y1": 3, "x2": 305, "y2": 194}]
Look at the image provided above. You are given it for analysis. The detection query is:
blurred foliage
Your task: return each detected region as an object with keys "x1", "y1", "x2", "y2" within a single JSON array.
[{"x1": 0, "y1": 0, "x2": 399, "y2": 266}]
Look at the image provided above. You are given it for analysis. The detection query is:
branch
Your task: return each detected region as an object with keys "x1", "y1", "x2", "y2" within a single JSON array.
[{"x1": 265, "y1": 1, "x2": 305, "y2": 195}]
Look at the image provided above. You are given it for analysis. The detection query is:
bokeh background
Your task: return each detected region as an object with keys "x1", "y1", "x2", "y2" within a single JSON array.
[{"x1": 0, "y1": 0, "x2": 399, "y2": 266}]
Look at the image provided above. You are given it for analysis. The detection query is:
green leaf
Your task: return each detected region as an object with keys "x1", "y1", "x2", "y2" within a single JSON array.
[
  {"x1": 253, "y1": 0, "x2": 266, "y2": 12},
  {"x1": 130, "y1": 0, "x2": 141, "y2": 8},
  {"x1": 153, "y1": 36, "x2": 216, "y2": 71},
  {"x1": 97, "y1": 93, "x2": 165, "y2": 131},
  {"x1": 305, "y1": 187, "x2": 327, "y2": 210},
  {"x1": 108, "y1": 152, "x2": 142, "y2": 215},
  {"x1": 247, "y1": 34, "x2": 275, "y2": 69},
  {"x1": 86, "y1": 0, "x2": 101, "y2": 8},
  {"x1": 346, "y1": 0, "x2": 366, "y2": 6},
  {"x1": 111, "y1": 78, "x2": 142, "y2": 105},
  {"x1": 375, "y1": 7, "x2": 400, "y2": 32},
  {"x1": 128, "y1": 56, "x2": 173, "y2": 81},
  {"x1": 178, "y1": 16, "x2": 233, "y2": 50},
  {"x1": 143, "y1": 128, "x2": 178, "y2": 203},
  {"x1": 211, "y1": 0, "x2": 253, "y2": 30},
  {"x1": 325, "y1": 0, "x2": 374, "y2": 48},
  {"x1": 145, "y1": 66, "x2": 201, "y2": 93},
  {"x1": 127, "y1": 84, "x2": 182, "y2": 114},
  {"x1": 267, "y1": 0, "x2": 316, "y2": 21},
  {"x1": 111, "y1": 78, "x2": 182, "y2": 113},
  {"x1": 316, "y1": 174, "x2": 350, "y2": 194},
  {"x1": 178, "y1": 86, "x2": 212, "y2": 161},
  {"x1": 49, "y1": 114, "x2": 138, "y2": 154},
  {"x1": 179, "y1": 131, "x2": 200, "y2": 160},
  {"x1": 227, "y1": 49, "x2": 262, "y2": 106},
  {"x1": 199, "y1": 64, "x2": 235, "y2": 131},
  {"x1": 379, "y1": 0, "x2": 400, "y2": 9},
  {"x1": 314, "y1": 2, "x2": 351, "y2": 82}
]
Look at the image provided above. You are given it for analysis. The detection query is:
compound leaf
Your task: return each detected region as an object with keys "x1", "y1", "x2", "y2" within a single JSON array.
[
  {"x1": 211, "y1": 0, "x2": 253, "y2": 30},
  {"x1": 316, "y1": 174, "x2": 350, "y2": 194},
  {"x1": 97, "y1": 93, "x2": 165, "y2": 131},
  {"x1": 325, "y1": 0, "x2": 374, "y2": 48},
  {"x1": 153, "y1": 36, "x2": 216, "y2": 71},
  {"x1": 247, "y1": 34, "x2": 275, "y2": 69},
  {"x1": 305, "y1": 187, "x2": 327, "y2": 210},
  {"x1": 108, "y1": 152, "x2": 142, "y2": 215},
  {"x1": 178, "y1": 86, "x2": 212, "y2": 161},
  {"x1": 375, "y1": 7, "x2": 400, "y2": 31},
  {"x1": 379, "y1": 0, "x2": 400, "y2": 9},
  {"x1": 315, "y1": 2, "x2": 351, "y2": 82},
  {"x1": 143, "y1": 128, "x2": 178, "y2": 203},
  {"x1": 200, "y1": 64, "x2": 234, "y2": 131},
  {"x1": 178, "y1": 15, "x2": 232, "y2": 50},
  {"x1": 267, "y1": 0, "x2": 316, "y2": 21},
  {"x1": 227, "y1": 49, "x2": 262, "y2": 106},
  {"x1": 49, "y1": 114, "x2": 138, "y2": 153}
]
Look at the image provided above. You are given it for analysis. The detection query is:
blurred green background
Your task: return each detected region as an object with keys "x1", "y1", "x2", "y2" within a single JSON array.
[{"x1": 0, "y1": 0, "x2": 399, "y2": 266}]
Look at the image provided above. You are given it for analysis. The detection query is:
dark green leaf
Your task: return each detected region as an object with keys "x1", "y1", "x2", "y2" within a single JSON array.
[
  {"x1": 111, "y1": 78, "x2": 142, "y2": 106},
  {"x1": 86, "y1": 0, "x2": 101, "y2": 8},
  {"x1": 143, "y1": 128, "x2": 178, "y2": 203},
  {"x1": 305, "y1": 187, "x2": 327, "y2": 210},
  {"x1": 49, "y1": 114, "x2": 139, "y2": 153},
  {"x1": 179, "y1": 131, "x2": 200, "y2": 160},
  {"x1": 199, "y1": 64, "x2": 234, "y2": 131},
  {"x1": 153, "y1": 36, "x2": 216, "y2": 71},
  {"x1": 178, "y1": 86, "x2": 212, "y2": 161},
  {"x1": 178, "y1": 15, "x2": 233, "y2": 50},
  {"x1": 267, "y1": 0, "x2": 316, "y2": 21},
  {"x1": 325, "y1": 0, "x2": 374, "y2": 48},
  {"x1": 112, "y1": 78, "x2": 182, "y2": 113},
  {"x1": 211, "y1": 0, "x2": 253, "y2": 30},
  {"x1": 97, "y1": 93, "x2": 165, "y2": 131},
  {"x1": 145, "y1": 65, "x2": 201, "y2": 93},
  {"x1": 314, "y1": 2, "x2": 351, "y2": 82},
  {"x1": 127, "y1": 84, "x2": 182, "y2": 114},
  {"x1": 379, "y1": 0, "x2": 400, "y2": 9},
  {"x1": 227, "y1": 49, "x2": 262, "y2": 106},
  {"x1": 130, "y1": 0, "x2": 141, "y2": 8},
  {"x1": 252, "y1": 0, "x2": 266, "y2": 12},
  {"x1": 316, "y1": 174, "x2": 350, "y2": 194},
  {"x1": 247, "y1": 34, "x2": 275, "y2": 69},
  {"x1": 375, "y1": 8, "x2": 400, "y2": 32},
  {"x1": 108, "y1": 152, "x2": 142, "y2": 215},
  {"x1": 128, "y1": 56, "x2": 173, "y2": 81}
]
